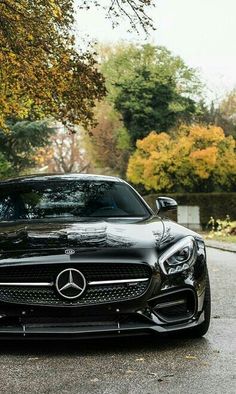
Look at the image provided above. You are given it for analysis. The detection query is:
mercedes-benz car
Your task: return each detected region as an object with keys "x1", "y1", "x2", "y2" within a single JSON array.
[{"x1": 0, "y1": 174, "x2": 210, "y2": 339}]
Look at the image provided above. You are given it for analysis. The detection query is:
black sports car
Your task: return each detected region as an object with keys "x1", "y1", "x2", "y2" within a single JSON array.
[{"x1": 0, "y1": 174, "x2": 210, "y2": 339}]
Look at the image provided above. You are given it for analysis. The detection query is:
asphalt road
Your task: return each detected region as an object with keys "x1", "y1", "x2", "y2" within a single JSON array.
[{"x1": 0, "y1": 248, "x2": 235, "y2": 394}]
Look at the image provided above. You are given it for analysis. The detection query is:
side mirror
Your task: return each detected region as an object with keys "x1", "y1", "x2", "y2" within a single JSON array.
[{"x1": 156, "y1": 196, "x2": 178, "y2": 213}]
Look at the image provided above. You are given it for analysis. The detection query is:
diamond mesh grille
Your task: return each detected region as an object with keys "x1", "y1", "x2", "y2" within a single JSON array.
[
  {"x1": 0, "y1": 263, "x2": 151, "y2": 306},
  {"x1": 0, "y1": 282, "x2": 149, "y2": 306}
]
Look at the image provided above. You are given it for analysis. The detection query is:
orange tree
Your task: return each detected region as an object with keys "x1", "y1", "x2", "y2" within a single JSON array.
[{"x1": 127, "y1": 125, "x2": 236, "y2": 192}]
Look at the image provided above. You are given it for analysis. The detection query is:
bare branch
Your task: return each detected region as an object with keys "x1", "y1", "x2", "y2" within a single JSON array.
[{"x1": 78, "y1": 0, "x2": 156, "y2": 33}]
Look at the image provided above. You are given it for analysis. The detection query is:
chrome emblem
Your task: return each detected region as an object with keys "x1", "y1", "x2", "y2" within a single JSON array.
[
  {"x1": 65, "y1": 249, "x2": 75, "y2": 255},
  {"x1": 55, "y1": 268, "x2": 86, "y2": 299}
]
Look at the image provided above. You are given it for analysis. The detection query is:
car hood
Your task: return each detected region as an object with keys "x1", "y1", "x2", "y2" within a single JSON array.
[{"x1": 0, "y1": 218, "x2": 164, "y2": 252}]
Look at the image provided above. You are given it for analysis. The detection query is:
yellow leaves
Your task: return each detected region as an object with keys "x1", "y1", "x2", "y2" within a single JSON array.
[
  {"x1": 0, "y1": 0, "x2": 105, "y2": 129},
  {"x1": 190, "y1": 125, "x2": 224, "y2": 140},
  {"x1": 178, "y1": 124, "x2": 225, "y2": 148},
  {"x1": 49, "y1": 0, "x2": 62, "y2": 19},
  {"x1": 128, "y1": 132, "x2": 175, "y2": 191},
  {"x1": 35, "y1": 146, "x2": 54, "y2": 167},
  {"x1": 190, "y1": 146, "x2": 218, "y2": 179},
  {"x1": 136, "y1": 131, "x2": 170, "y2": 154},
  {"x1": 127, "y1": 124, "x2": 236, "y2": 192},
  {"x1": 52, "y1": 6, "x2": 62, "y2": 19},
  {"x1": 127, "y1": 154, "x2": 146, "y2": 185}
]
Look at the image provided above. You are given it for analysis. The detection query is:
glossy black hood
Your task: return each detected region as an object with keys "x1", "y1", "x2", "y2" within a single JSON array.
[
  {"x1": 0, "y1": 216, "x2": 202, "y2": 256},
  {"x1": 0, "y1": 217, "x2": 163, "y2": 252}
]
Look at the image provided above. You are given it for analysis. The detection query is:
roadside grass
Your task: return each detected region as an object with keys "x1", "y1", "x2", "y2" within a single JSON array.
[
  {"x1": 200, "y1": 231, "x2": 236, "y2": 244},
  {"x1": 205, "y1": 233, "x2": 236, "y2": 244},
  {"x1": 204, "y1": 217, "x2": 236, "y2": 244}
]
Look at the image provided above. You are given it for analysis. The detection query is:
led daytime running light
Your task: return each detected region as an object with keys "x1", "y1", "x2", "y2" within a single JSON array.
[{"x1": 159, "y1": 236, "x2": 197, "y2": 275}]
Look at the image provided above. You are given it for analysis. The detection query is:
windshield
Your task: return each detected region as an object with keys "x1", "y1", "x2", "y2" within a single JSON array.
[{"x1": 0, "y1": 180, "x2": 150, "y2": 221}]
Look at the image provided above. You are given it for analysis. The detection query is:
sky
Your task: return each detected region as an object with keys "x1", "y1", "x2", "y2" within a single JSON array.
[{"x1": 76, "y1": 0, "x2": 236, "y2": 103}]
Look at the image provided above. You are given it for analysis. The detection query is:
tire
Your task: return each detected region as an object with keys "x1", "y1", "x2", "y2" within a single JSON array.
[{"x1": 189, "y1": 271, "x2": 211, "y2": 338}]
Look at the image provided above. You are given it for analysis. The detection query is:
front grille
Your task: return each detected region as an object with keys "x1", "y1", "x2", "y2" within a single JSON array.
[
  {"x1": 0, "y1": 263, "x2": 151, "y2": 306},
  {"x1": 0, "y1": 263, "x2": 150, "y2": 282}
]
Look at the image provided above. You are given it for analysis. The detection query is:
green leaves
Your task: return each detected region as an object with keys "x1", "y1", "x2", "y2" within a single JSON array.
[
  {"x1": 115, "y1": 70, "x2": 196, "y2": 144},
  {"x1": 100, "y1": 44, "x2": 201, "y2": 146}
]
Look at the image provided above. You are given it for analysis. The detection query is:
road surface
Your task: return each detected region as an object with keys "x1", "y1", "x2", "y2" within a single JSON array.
[{"x1": 0, "y1": 247, "x2": 235, "y2": 394}]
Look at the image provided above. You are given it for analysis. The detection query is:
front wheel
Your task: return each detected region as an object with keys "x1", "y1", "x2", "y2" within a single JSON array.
[{"x1": 190, "y1": 272, "x2": 211, "y2": 337}]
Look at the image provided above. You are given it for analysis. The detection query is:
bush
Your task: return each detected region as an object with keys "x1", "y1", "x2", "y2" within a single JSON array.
[{"x1": 207, "y1": 216, "x2": 236, "y2": 237}]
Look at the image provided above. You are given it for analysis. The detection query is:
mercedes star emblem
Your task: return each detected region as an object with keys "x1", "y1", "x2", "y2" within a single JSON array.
[{"x1": 55, "y1": 268, "x2": 86, "y2": 299}]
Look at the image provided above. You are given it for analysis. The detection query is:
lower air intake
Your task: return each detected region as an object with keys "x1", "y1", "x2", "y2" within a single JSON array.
[{"x1": 151, "y1": 289, "x2": 196, "y2": 322}]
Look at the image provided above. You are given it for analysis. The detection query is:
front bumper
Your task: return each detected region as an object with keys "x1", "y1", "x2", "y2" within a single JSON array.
[
  {"x1": 0, "y1": 282, "x2": 207, "y2": 339},
  {"x1": 0, "y1": 309, "x2": 206, "y2": 340}
]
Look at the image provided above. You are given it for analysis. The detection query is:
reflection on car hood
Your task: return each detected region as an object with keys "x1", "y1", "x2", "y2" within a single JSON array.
[{"x1": 0, "y1": 217, "x2": 168, "y2": 252}]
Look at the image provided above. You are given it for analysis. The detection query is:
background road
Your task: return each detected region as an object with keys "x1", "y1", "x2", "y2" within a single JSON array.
[{"x1": 0, "y1": 248, "x2": 235, "y2": 394}]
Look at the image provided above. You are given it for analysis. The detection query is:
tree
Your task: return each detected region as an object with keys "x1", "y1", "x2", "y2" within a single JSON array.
[
  {"x1": 196, "y1": 93, "x2": 236, "y2": 138},
  {"x1": 0, "y1": 1, "x2": 154, "y2": 129},
  {"x1": 0, "y1": 119, "x2": 54, "y2": 177},
  {"x1": 80, "y1": 1, "x2": 155, "y2": 32},
  {"x1": 100, "y1": 44, "x2": 202, "y2": 145},
  {"x1": 0, "y1": 153, "x2": 12, "y2": 178},
  {"x1": 217, "y1": 89, "x2": 236, "y2": 137},
  {"x1": 127, "y1": 125, "x2": 236, "y2": 192},
  {"x1": 115, "y1": 69, "x2": 196, "y2": 144},
  {"x1": 88, "y1": 101, "x2": 131, "y2": 176},
  {"x1": 35, "y1": 124, "x2": 90, "y2": 173},
  {"x1": 100, "y1": 44, "x2": 202, "y2": 100},
  {"x1": 0, "y1": 1, "x2": 106, "y2": 129},
  {"x1": 220, "y1": 88, "x2": 236, "y2": 118}
]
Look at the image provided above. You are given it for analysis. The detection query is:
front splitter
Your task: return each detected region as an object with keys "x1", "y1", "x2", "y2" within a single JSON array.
[{"x1": 0, "y1": 312, "x2": 205, "y2": 339}]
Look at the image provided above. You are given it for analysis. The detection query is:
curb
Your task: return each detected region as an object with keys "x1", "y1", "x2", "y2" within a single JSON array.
[{"x1": 205, "y1": 239, "x2": 236, "y2": 253}]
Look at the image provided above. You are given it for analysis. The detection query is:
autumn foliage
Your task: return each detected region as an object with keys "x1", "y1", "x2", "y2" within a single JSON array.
[
  {"x1": 127, "y1": 125, "x2": 236, "y2": 192},
  {"x1": 0, "y1": 1, "x2": 155, "y2": 130},
  {"x1": 0, "y1": 0, "x2": 105, "y2": 129}
]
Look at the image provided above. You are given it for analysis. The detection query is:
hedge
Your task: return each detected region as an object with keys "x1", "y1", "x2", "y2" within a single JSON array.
[{"x1": 143, "y1": 193, "x2": 236, "y2": 228}]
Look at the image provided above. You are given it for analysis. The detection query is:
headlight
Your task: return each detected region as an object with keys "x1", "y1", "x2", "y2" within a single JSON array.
[{"x1": 159, "y1": 236, "x2": 197, "y2": 275}]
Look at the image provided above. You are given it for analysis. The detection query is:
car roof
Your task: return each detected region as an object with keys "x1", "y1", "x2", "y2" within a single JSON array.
[{"x1": 0, "y1": 173, "x2": 123, "y2": 185}]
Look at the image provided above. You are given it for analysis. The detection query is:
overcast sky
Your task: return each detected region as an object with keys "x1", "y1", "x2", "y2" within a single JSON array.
[{"x1": 76, "y1": 0, "x2": 236, "y2": 102}]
